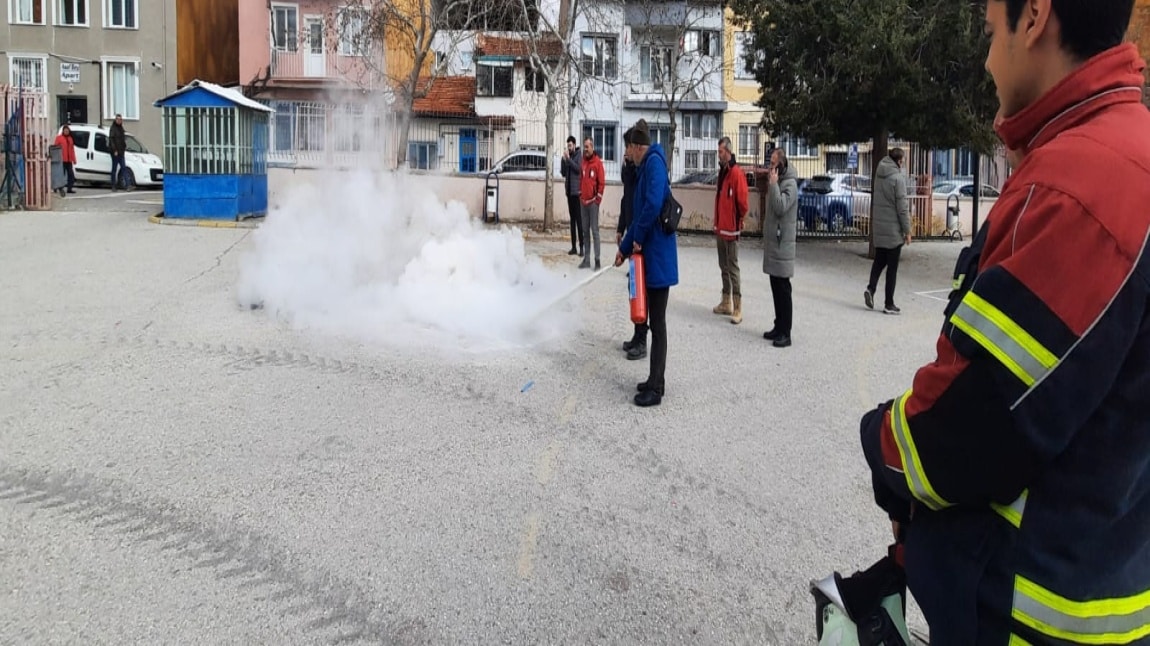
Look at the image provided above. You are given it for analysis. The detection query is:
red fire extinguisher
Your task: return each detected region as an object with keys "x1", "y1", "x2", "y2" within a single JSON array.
[{"x1": 629, "y1": 253, "x2": 647, "y2": 324}]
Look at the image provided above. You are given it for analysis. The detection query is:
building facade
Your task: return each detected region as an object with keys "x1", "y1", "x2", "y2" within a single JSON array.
[{"x1": 3, "y1": 0, "x2": 177, "y2": 151}]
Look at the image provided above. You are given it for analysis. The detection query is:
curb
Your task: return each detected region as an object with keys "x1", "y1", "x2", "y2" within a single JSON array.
[{"x1": 148, "y1": 213, "x2": 262, "y2": 229}]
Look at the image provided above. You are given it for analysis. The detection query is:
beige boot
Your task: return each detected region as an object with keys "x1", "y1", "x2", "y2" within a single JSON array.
[
  {"x1": 712, "y1": 292, "x2": 732, "y2": 315},
  {"x1": 730, "y1": 295, "x2": 743, "y2": 325}
]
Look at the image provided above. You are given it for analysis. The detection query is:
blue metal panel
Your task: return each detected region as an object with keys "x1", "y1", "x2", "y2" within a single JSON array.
[
  {"x1": 155, "y1": 88, "x2": 241, "y2": 110},
  {"x1": 163, "y1": 174, "x2": 241, "y2": 220}
]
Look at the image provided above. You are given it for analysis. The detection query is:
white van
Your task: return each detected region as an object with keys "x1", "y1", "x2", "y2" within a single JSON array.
[{"x1": 61, "y1": 124, "x2": 164, "y2": 188}]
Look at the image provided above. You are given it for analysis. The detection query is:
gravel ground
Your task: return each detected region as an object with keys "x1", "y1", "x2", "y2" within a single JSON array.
[{"x1": 0, "y1": 207, "x2": 958, "y2": 644}]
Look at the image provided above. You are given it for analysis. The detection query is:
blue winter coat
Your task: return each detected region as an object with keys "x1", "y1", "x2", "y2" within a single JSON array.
[{"x1": 620, "y1": 143, "x2": 678, "y2": 289}]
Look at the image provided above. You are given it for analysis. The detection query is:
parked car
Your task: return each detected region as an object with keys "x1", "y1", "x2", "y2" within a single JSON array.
[
  {"x1": 673, "y1": 170, "x2": 719, "y2": 186},
  {"x1": 59, "y1": 123, "x2": 164, "y2": 188},
  {"x1": 931, "y1": 181, "x2": 1001, "y2": 199},
  {"x1": 797, "y1": 173, "x2": 872, "y2": 232},
  {"x1": 487, "y1": 149, "x2": 561, "y2": 179}
]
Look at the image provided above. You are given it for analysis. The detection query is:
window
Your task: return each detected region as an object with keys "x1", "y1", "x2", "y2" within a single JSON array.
[
  {"x1": 337, "y1": 7, "x2": 368, "y2": 56},
  {"x1": 639, "y1": 45, "x2": 672, "y2": 89},
  {"x1": 8, "y1": 55, "x2": 47, "y2": 91},
  {"x1": 701, "y1": 151, "x2": 717, "y2": 170},
  {"x1": 298, "y1": 102, "x2": 325, "y2": 151},
  {"x1": 684, "y1": 151, "x2": 699, "y2": 172},
  {"x1": 524, "y1": 65, "x2": 545, "y2": 93},
  {"x1": 102, "y1": 59, "x2": 139, "y2": 119},
  {"x1": 11, "y1": 0, "x2": 45, "y2": 24},
  {"x1": 476, "y1": 63, "x2": 512, "y2": 98},
  {"x1": 682, "y1": 113, "x2": 719, "y2": 139},
  {"x1": 104, "y1": 0, "x2": 135, "y2": 28},
  {"x1": 684, "y1": 30, "x2": 720, "y2": 57},
  {"x1": 580, "y1": 35, "x2": 617, "y2": 79},
  {"x1": 55, "y1": 0, "x2": 86, "y2": 25},
  {"x1": 408, "y1": 142, "x2": 437, "y2": 170},
  {"x1": 778, "y1": 134, "x2": 817, "y2": 158},
  {"x1": 70, "y1": 130, "x2": 89, "y2": 148},
  {"x1": 734, "y1": 32, "x2": 759, "y2": 80},
  {"x1": 332, "y1": 105, "x2": 364, "y2": 152},
  {"x1": 272, "y1": 4, "x2": 298, "y2": 52},
  {"x1": 649, "y1": 124, "x2": 672, "y2": 148},
  {"x1": 94, "y1": 132, "x2": 109, "y2": 153},
  {"x1": 738, "y1": 123, "x2": 760, "y2": 159},
  {"x1": 581, "y1": 122, "x2": 616, "y2": 162}
]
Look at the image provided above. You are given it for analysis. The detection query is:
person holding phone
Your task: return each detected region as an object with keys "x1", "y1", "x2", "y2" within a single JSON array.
[{"x1": 762, "y1": 147, "x2": 798, "y2": 347}]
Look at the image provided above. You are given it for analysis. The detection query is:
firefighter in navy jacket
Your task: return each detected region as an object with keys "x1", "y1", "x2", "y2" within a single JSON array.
[{"x1": 859, "y1": 2, "x2": 1150, "y2": 643}]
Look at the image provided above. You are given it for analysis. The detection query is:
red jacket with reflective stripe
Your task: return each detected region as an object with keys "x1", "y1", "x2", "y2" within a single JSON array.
[
  {"x1": 714, "y1": 162, "x2": 749, "y2": 241},
  {"x1": 860, "y1": 44, "x2": 1150, "y2": 643}
]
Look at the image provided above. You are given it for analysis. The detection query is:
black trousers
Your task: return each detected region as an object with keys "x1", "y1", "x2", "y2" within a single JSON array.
[
  {"x1": 646, "y1": 287, "x2": 670, "y2": 390},
  {"x1": 63, "y1": 162, "x2": 75, "y2": 190},
  {"x1": 769, "y1": 276, "x2": 793, "y2": 335},
  {"x1": 868, "y1": 245, "x2": 903, "y2": 308},
  {"x1": 567, "y1": 194, "x2": 584, "y2": 251}
]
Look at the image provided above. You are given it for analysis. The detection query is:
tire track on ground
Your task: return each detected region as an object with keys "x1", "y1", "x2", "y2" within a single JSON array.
[{"x1": 0, "y1": 464, "x2": 428, "y2": 645}]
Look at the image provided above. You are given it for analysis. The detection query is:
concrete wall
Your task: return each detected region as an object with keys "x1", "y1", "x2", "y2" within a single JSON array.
[{"x1": 267, "y1": 167, "x2": 998, "y2": 237}]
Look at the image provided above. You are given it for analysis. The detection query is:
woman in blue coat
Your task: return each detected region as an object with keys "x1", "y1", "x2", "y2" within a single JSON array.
[{"x1": 615, "y1": 119, "x2": 679, "y2": 407}]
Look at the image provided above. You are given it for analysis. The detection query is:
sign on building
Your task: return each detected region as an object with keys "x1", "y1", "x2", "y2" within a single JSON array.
[{"x1": 60, "y1": 63, "x2": 81, "y2": 84}]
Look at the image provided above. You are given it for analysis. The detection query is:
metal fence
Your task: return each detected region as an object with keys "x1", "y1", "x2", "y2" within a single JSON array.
[
  {"x1": 1, "y1": 85, "x2": 50, "y2": 211},
  {"x1": 260, "y1": 99, "x2": 999, "y2": 239}
]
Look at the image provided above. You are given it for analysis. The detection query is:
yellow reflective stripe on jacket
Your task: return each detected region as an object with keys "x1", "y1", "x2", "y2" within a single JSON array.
[
  {"x1": 950, "y1": 291, "x2": 1059, "y2": 386},
  {"x1": 1013, "y1": 575, "x2": 1150, "y2": 644},
  {"x1": 991, "y1": 490, "x2": 1028, "y2": 528},
  {"x1": 1009, "y1": 635, "x2": 1034, "y2": 646},
  {"x1": 889, "y1": 390, "x2": 951, "y2": 511}
]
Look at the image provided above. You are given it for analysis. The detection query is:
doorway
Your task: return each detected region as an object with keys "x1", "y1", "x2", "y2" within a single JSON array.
[
  {"x1": 304, "y1": 16, "x2": 326, "y2": 77},
  {"x1": 57, "y1": 96, "x2": 88, "y2": 125}
]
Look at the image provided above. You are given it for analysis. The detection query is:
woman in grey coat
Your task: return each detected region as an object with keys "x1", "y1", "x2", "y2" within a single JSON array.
[
  {"x1": 865, "y1": 148, "x2": 912, "y2": 315},
  {"x1": 762, "y1": 148, "x2": 798, "y2": 347}
]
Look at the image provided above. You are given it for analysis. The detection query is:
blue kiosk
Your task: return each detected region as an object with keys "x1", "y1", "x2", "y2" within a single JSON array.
[{"x1": 153, "y1": 80, "x2": 273, "y2": 221}]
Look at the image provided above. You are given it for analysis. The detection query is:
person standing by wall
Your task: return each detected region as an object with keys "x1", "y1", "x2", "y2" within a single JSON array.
[
  {"x1": 762, "y1": 148, "x2": 798, "y2": 347},
  {"x1": 109, "y1": 114, "x2": 127, "y2": 191},
  {"x1": 54, "y1": 125, "x2": 77, "y2": 196},
  {"x1": 618, "y1": 128, "x2": 648, "y2": 360},
  {"x1": 615, "y1": 119, "x2": 678, "y2": 407},
  {"x1": 560, "y1": 136, "x2": 584, "y2": 256},
  {"x1": 713, "y1": 136, "x2": 750, "y2": 325},
  {"x1": 865, "y1": 147, "x2": 912, "y2": 315},
  {"x1": 579, "y1": 137, "x2": 605, "y2": 270}
]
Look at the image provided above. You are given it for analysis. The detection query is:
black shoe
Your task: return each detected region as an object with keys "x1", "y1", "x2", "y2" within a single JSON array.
[
  {"x1": 595, "y1": 260, "x2": 601, "y2": 270},
  {"x1": 568, "y1": 248, "x2": 578, "y2": 255},
  {"x1": 578, "y1": 259, "x2": 590, "y2": 269},
  {"x1": 772, "y1": 334, "x2": 792, "y2": 348},
  {"x1": 763, "y1": 328, "x2": 781, "y2": 341},
  {"x1": 634, "y1": 390, "x2": 662, "y2": 407},
  {"x1": 883, "y1": 305, "x2": 901, "y2": 315},
  {"x1": 67, "y1": 189, "x2": 75, "y2": 194},
  {"x1": 626, "y1": 343, "x2": 647, "y2": 360},
  {"x1": 636, "y1": 381, "x2": 664, "y2": 395},
  {"x1": 864, "y1": 289, "x2": 874, "y2": 310}
]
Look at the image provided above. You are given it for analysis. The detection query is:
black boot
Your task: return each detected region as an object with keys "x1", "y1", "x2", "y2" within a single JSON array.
[
  {"x1": 634, "y1": 389, "x2": 662, "y2": 407},
  {"x1": 626, "y1": 342, "x2": 647, "y2": 360}
]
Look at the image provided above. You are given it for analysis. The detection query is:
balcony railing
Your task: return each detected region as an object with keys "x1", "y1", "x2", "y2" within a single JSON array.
[{"x1": 269, "y1": 49, "x2": 380, "y2": 88}]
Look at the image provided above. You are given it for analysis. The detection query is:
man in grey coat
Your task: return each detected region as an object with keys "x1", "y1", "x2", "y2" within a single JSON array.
[
  {"x1": 560, "y1": 136, "x2": 584, "y2": 256},
  {"x1": 762, "y1": 148, "x2": 798, "y2": 348},
  {"x1": 865, "y1": 147, "x2": 912, "y2": 315}
]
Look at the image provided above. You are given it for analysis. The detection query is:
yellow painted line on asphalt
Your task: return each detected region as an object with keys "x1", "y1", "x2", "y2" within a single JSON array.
[
  {"x1": 516, "y1": 513, "x2": 541, "y2": 580},
  {"x1": 535, "y1": 439, "x2": 562, "y2": 487}
]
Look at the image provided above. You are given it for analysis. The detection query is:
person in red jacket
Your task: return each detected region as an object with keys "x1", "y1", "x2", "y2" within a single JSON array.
[
  {"x1": 712, "y1": 136, "x2": 749, "y2": 325},
  {"x1": 54, "y1": 125, "x2": 77, "y2": 196},
  {"x1": 859, "y1": 0, "x2": 1150, "y2": 641},
  {"x1": 579, "y1": 137, "x2": 606, "y2": 270}
]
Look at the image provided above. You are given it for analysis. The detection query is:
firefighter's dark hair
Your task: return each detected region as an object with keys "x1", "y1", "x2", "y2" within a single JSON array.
[{"x1": 993, "y1": 0, "x2": 1134, "y2": 61}]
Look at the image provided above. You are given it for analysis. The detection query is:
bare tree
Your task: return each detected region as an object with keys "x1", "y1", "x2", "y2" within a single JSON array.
[
  {"x1": 510, "y1": 0, "x2": 629, "y2": 229},
  {"x1": 329, "y1": 0, "x2": 489, "y2": 168},
  {"x1": 624, "y1": 0, "x2": 725, "y2": 171}
]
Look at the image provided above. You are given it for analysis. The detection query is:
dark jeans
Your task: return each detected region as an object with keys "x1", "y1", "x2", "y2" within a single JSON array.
[
  {"x1": 63, "y1": 162, "x2": 75, "y2": 190},
  {"x1": 567, "y1": 193, "x2": 584, "y2": 251},
  {"x1": 646, "y1": 287, "x2": 670, "y2": 391},
  {"x1": 868, "y1": 245, "x2": 903, "y2": 308},
  {"x1": 111, "y1": 153, "x2": 126, "y2": 189},
  {"x1": 769, "y1": 276, "x2": 793, "y2": 335}
]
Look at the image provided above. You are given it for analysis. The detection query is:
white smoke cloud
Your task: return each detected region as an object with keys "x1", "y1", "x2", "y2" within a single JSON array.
[{"x1": 236, "y1": 168, "x2": 582, "y2": 353}]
